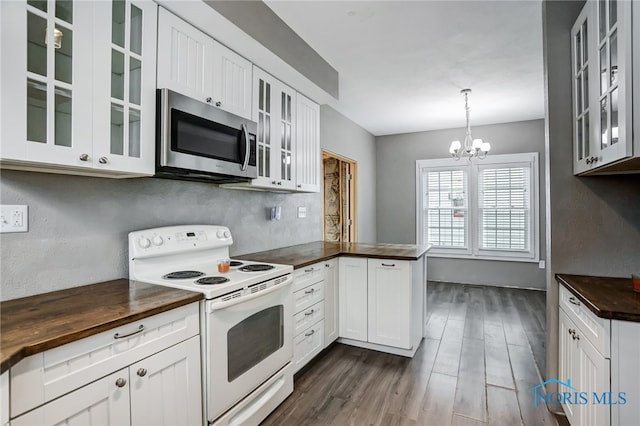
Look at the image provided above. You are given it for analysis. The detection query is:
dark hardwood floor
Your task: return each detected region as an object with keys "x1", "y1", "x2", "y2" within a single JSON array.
[{"x1": 263, "y1": 282, "x2": 558, "y2": 426}]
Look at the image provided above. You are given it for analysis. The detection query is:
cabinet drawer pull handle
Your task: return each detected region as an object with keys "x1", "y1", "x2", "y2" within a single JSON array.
[
  {"x1": 568, "y1": 297, "x2": 580, "y2": 306},
  {"x1": 137, "y1": 368, "x2": 147, "y2": 377},
  {"x1": 304, "y1": 309, "x2": 315, "y2": 316},
  {"x1": 305, "y1": 330, "x2": 315, "y2": 337},
  {"x1": 115, "y1": 378, "x2": 127, "y2": 388},
  {"x1": 568, "y1": 328, "x2": 575, "y2": 335},
  {"x1": 215, "y1": 101, "x2": 222, "y2": 107},
  {"x1": 381, "y1": 263, "x2": 396, "y2": 267},
  {"x1": 304, "y1": 288, "x2": 315, "y2": 294},
  {"x1": 575, "y1": 334, "x2": 580, "y2": 341},
  {"x1": 114, "y1": 324, "x2": 145, "y2": 339},
  {"x1": 325, "y1": 264, "x2": 330, "y2": 268},
  {"x1": 304, "y1": 268, "x2": 314, "y2": 272},
  {"x1": 206, "y1": 97, "x2": 212, "y2": 103},
  {"x1": 98, "y1": 156, "x2": 108, "y2": 164}
]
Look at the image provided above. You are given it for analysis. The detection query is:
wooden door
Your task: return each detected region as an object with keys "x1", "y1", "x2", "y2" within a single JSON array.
[{"x1": 323, "y1": 151, "x2": 357, "y2": 242}]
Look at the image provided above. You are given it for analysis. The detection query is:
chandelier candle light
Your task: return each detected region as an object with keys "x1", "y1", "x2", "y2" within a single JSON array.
[{"x1": 449, "y1": 89, "x2": 491, "y2": 160}]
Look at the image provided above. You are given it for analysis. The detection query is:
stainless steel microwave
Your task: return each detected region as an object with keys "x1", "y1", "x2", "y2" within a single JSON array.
[{"x1": 156, "y1": 88, "x2": 257, "y2": 183}]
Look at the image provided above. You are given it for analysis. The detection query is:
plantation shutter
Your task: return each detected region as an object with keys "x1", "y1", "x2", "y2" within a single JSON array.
[
  {"x1": 423, "y1": 168, "x2": 468, "y2": 248},
  {"x1": 477, "y1": 165, "x2": 531, "y2": 251}
]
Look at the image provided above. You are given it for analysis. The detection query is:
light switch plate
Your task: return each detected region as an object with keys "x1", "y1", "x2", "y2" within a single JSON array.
[
  {"x1": 297, "y1": 206, "x2": 307, "y2": 218},
  {"x1": 1, "y1": 205, "x2": 28, "y2": 233}
]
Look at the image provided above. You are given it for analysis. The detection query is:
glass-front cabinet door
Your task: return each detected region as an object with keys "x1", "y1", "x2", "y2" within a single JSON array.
[
  {"x1": 92, "y1": 0, "x2": 157, "y2": 174},
  {"x1": 1, "y1": 0, "x2": 93, "y2": 167},
  {"x1": 593, "y1": 0, "x2": 632, "y2": 167},
  {"x1": 251, "y1": 66, "x2": 296, "y2": 189},
  {"x1": 571, "y1": 0, "x2": 633, "y2": 175}
]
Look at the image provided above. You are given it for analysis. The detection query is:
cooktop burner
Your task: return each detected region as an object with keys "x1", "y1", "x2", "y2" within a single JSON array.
[
  {"x1": 239, "y1": 264, "x2": 275, "y2": 272},
  {"x1": 163, "y1": 270, "x2": 205, "y2": 280},
  {"x1": 195, "y1": 276, "x2": 230, "y2": 285},
  {"x1": 229, "y1": 261, "x2": 243, "y2": 267}
]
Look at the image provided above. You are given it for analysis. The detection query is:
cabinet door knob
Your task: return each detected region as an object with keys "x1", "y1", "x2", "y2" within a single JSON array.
[
  {"x1": 215, "y1": 101, "x2": 222, "y2": 107},
  {"x1": 575, "y1": 334, "x2": 580, "y2": 341},
  {"x1": 98, "y1": 156, "x2": 108, "y2": 164},
  {"x1": 325, "y1": 264, "x2": 330, "y2": 268},
  {"x1": 115, "y1": 378, "x2": 127, "y2": 388},
  {"x1": 206, "y1": 97, "x2": 212, "y2": 103},
  {"x1": 79, "y1": 153, "x2": 89, "y2": 161},
  {"x1": 137, "y1": 368, "x2": 147, "y2": 377},
  {"x1": 297, "y1": 184, "x2": 302, "y2": 188},
  {"x1": 271, "y1": 180, "x2": 277, "y2": 185},
  {"x1": 277, "y1": 181, "x2": 282, "y2": 185}
]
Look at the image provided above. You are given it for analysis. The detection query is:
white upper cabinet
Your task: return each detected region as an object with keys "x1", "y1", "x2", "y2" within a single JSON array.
[
  {"x1": 156, "y1": 8, "x2": 252, "y2": 120},
  {"x1": 572, "y1": 0, "x2": 639, "y2": 175},
  {"x1": 93, "y1": 0, "x2": 157, "y2": 174},
  {"x1": 248, "y1": 66, "x2": 297, "y2": 190},
  {"x1": 0, "y1": 0, "x2": 157, "y2": 176},
  {"x1": 295, "y1": 93, "x2": 321, "y2": 192},
  {"x1": 212, "y1": 42, "x2": 252, "y2": 120}
]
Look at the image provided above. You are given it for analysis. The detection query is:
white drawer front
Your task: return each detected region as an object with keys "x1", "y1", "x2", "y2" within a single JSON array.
[
  {"x1": 559, "y1": 285, "x2": 610, "y2": 357},
  {"x1": 293, "y1": 262, "x2": 326, "y2": 292},
  {"x1": 11, "y1": 302, "x2": 200, "y2": 417},
  {"x1": 293, "y1": 282, "x2": 324, "y2": 314},
  {"x1": 293, "y1": 301, "x2": 324, "y2": 336},
  {"x1": 293, "y1": 321, "x2": 324, "y2": 374}
]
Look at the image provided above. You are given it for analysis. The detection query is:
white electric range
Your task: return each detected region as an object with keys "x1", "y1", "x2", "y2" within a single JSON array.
[{"x1": 128, "y1": 225, "x2": 293, "y2": 426}]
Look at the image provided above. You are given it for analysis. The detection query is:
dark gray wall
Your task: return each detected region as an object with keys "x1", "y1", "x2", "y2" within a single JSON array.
[
  {"x1": 543, "y1": 0, "x2": 640, "y2": 382},
  {"x1": 376, "y1": 119, "x2": 546, "y2": 289},
  {"x1": 0, "y1": 171, "x2": 321, "y2": 301},
  {"x1": 321, "y1": 105, "x2": 377, "y2": 243},
  {"x1": 205, "y1": 1, "x2": 339, "y2": 99}
]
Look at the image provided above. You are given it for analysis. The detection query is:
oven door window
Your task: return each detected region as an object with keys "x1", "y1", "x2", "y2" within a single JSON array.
[
  {"x1": 227, "y1": 305, "x2": 284, "y2": 382},
  {"x1": 171, "y1": 109, "x2": 242, "y2": 163}
]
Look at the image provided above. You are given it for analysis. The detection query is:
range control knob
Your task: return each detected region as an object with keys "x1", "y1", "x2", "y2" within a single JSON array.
[
  {"x1": 224, "y1": 231, "x2": 231, "y2": 239},
  {"x1": 216, "y1": 230, "x2": 224, "y2": 239},
  {"x1": 152, "y1": 235, "x2": 164, "y2": 246},
  {"x1": 138, "y1": 237, "x2": 151, "y2": 249}
]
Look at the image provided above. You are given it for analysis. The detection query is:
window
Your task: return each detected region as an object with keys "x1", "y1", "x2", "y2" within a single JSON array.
[{"x1": 416, "y1": 153, "x2": 539, "y2": 262}]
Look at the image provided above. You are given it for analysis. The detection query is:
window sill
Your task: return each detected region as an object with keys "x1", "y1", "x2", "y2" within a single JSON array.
[{"x1": 426, "y1": 252, "x2": 540, "y2": 264}]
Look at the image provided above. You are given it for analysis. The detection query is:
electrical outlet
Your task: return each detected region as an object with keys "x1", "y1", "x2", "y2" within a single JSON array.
[
  {"x1": 1, "y1": 205, "x2": 28, "y2": 233},
  {"x1": 297, "y1": 206, "x2": 307, "y2": 218},
  {"x1": 539, "y1": 260, "x2": 546, "y2": 269}
]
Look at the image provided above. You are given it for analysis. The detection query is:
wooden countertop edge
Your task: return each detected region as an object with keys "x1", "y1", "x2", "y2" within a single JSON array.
[
  {"x1": 556, "y1": 274, "x2": 640, "y2": 322},
  {"x1": 290, "y1": 252, "x2": 428, "y2": 269},
  {"x1": 0, "y1": 293, "x2": 202, "y2": 374}
]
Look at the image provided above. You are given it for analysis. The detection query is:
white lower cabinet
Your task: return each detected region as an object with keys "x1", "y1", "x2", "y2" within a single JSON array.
[
  {"x1": 292, "y1": 262, "x2": 327, "y2": 373},
  {"x1": 323, "y1": 259, "x2": 339, "y2": 347},
  {"x1": 367, "y1": 259, "x2": 411, "y2": 349},
  {"x1": 1, "y1": 372, "x2": 8, "y2": 426},
  {"x1": 338, "y1": 257, "x2": 425, "y2": 357},
  {"x1": 10, "y1": 303, "x2": 202, "y2": 426},
  {"x1": 11, "y1": 369, "x2": 131, "y2": 426},
  {"x1": 338, "y1": 257, "x2": 368, "y2": 341},
  {"x1": 557, "y1": 283, "x2": 640, "y2": 426}
]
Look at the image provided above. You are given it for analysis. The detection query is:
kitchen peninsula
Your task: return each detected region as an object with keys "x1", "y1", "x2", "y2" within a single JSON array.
[{"x1": 237, "y1": 241, "x2": 431, "y2": 359}]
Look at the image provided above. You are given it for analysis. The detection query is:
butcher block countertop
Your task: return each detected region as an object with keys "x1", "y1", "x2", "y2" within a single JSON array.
[
  {"x1": 0, "y1": 279, "x2": 203, "y2": 374},
  {"x1": 556, "y1": 274, "x2": 640, "y2": 322},
  {"x1": 236, "y1": 241, "x2": 431, "y2": 270}
]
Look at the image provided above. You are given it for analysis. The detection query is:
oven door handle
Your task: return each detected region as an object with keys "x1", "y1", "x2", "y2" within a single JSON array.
[
  {"x1": 207, "y1": 275, "x2": 293, "y2": 311},
  {"x1": 240, "y1": 123, "x2": 250, "y2": 171}
]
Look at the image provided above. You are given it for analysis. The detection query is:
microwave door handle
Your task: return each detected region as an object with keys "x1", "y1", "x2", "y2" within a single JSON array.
[{"x1": 241, "y1": 123, "x2": 250, "y2": 171}]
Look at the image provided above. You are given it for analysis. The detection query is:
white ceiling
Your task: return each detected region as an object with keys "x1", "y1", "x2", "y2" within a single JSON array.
[{"x1": 265, "y1": 0, "x2": 544, "y2": 136}]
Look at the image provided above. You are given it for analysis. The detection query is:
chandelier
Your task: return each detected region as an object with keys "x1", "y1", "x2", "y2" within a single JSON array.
[{"x1": 449, "y1": 89, "x2": 491, "y2": 160}]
